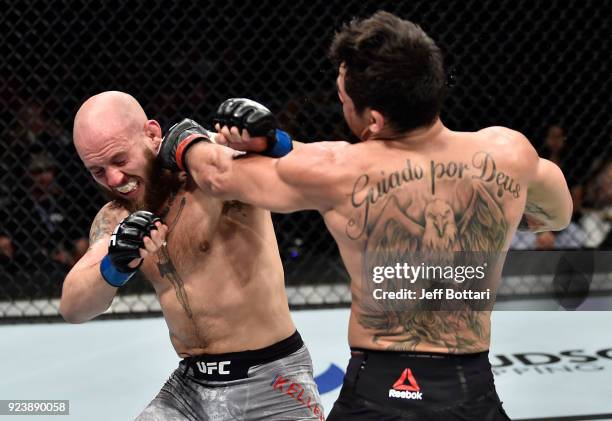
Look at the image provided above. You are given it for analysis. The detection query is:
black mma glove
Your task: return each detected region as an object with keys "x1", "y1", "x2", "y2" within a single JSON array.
[
  {"x1": 159, "y1": 118, "x2": 213, "y2": 173},
  {"x1": 100, "y1": 211, "x2": 161, "y2": 287},
  {"x1": 213, "y1": 98, "x2": 293, "y2": 157}
]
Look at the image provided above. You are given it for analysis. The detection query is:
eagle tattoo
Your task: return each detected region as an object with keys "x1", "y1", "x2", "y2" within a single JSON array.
[{"x1": 359, "y1": 180, "x2": 508, "y2": 351}]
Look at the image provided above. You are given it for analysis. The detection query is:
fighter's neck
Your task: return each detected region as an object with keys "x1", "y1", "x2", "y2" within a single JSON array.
[
  {"x1": 156, "y1": 179, "x2": 187, "y2": 220},
  {"x1": 366, "y1": 118, "x2": 446, "y2": 145},
  {"x1": 157, "y1": 191, "x2": 176, "y2": 221}
]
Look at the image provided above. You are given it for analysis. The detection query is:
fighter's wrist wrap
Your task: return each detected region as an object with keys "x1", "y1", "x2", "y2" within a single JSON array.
[
  {"x1": 100, "y1": 255, "x2": 136, "y2": 287},
  {"x1": 175, "y1": 133, "x2": 212, "y2": 172},
  {"x1": 263, "y1": 129, "x2": 293, "y2": 158}
]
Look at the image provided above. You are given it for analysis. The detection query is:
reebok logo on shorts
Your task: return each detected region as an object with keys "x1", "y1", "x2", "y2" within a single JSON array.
[{"x1": 388, "y1": 368, "x2": 423, "y2": 400}]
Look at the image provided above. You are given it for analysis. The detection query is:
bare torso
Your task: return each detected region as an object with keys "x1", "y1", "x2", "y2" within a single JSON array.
[
  {"x1": 318, "y1": 124, "x2": 531, "y2": 353},
  {"x1": 110, "y1": 184, "x2": 294, "y2": 357}
]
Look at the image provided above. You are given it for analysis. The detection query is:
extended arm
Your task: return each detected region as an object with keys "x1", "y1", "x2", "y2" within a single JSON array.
[
  {"x1": 185, "y1": 140, "x2": 338, "y2": 213},
  {"x1": 159, "y1": 104, "x2": 341, "y2": 213}
]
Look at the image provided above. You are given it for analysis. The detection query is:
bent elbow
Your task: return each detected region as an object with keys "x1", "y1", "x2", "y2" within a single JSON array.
[
  {"x1": 559, "y1": 188, "x2": 574, "y2": 229},
  {"x1": 548, "y1": 166, "x2": 573, "y2": 232},
  {"x1": 59, "y1": 295, "x2": 92, "y2": 324},
  {"x1": 59, "y1": 279, "x2": 89, "y2": 324},
  {"x1": 550, "y1": 196, "x2": 573, "y2": 232},
  {"x1": 557, "y1": 205, "x2": 573, "y2": 231},
  {"x1": 62, "y1": 314, "x2": 87, "y2": 324},
  {"x1": 59, "y1": 304, "x2": 87, "y2": 324}
]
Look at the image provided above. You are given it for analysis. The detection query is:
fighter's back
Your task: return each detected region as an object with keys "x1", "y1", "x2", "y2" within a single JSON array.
[{"x1": 313, "y1": 121, "x2": 538, "y2": 353}]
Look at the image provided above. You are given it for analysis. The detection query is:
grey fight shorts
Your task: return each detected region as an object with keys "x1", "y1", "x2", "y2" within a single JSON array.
[{"x1": 136, "y1": 331, "x2": 325, "y2": 420}]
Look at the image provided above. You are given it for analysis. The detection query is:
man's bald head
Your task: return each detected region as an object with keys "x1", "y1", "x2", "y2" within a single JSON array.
[
  {"x1": 72, "y1": 91, "x2": 165, "y2": 212},
  {"x1": 73, "y1": 91, "x2": 149, "y2": 158}
]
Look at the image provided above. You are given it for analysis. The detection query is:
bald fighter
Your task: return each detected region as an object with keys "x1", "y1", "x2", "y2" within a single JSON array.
[
  {"x1": 177, "y1": 12, "x2": 572, "y2": 420},
  {"x1": 59, "y1": 91, "x2": 324, "y2": 420}
]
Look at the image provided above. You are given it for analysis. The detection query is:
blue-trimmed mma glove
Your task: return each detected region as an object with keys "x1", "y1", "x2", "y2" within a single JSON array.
[
  {"x1": 158, "y1": 118, "x2": 214, "y2": 173},
  {"x1": 213, "y1": 98, "x2": 293, "y2": 157},
  {"x1": 100, "y1": 211, "x2": 161, "y2": 287}
]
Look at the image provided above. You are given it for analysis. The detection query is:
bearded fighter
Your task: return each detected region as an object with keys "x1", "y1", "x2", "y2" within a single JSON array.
[
  {"x1": 173, "y1": 12, "x2": 572, "y2": 420},
  {"x1": 59, "y1": 91, "x2": 324, "y2": 421}
]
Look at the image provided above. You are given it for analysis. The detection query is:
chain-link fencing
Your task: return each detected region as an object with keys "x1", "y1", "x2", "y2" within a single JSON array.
[{"x1": 1, "y1": 0, "x2": 610, "y2": 320}]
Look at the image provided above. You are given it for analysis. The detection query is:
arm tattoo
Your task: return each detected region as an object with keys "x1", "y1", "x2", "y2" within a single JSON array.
[
  {"x1": 88, "y1": 203, "x2": 119, "y2": 248},
  {"x1": 524, "y1": 202, "x2": 553, "y2": 219},
  {"x1": 518, "y1": 202, "x2": 554, "y2": 231}
]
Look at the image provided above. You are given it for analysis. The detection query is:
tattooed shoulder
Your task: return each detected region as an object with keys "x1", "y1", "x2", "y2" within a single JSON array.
[{"x1": 88, "y1": 201, "x2": 125, "y2": 247}]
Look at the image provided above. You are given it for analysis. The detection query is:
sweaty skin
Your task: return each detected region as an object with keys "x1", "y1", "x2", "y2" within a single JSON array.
[
  {"x1": 187, "y1": 73, "x2": 572, "y2": 354},
  {"x1": 61, "y1": 91, "x2": 295, "y2": 356}
]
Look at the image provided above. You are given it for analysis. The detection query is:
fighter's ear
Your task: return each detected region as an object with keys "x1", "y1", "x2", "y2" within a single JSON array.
[
  {"x1": 367, "y1": 109, "x2": 385, "y2": 135},
  {"x1": 144, "y1": 120, "x2": 163, "y2": 149}
]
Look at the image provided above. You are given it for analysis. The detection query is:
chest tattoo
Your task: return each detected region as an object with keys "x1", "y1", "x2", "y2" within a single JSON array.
[{"x1": 155, "y1": 197, "x2": 194, "y2": 319}]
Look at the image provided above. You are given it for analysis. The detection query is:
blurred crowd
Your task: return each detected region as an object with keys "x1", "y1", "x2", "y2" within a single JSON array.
[
  {"x1": 1, "y1": 99, "x2": 611, "y2": 296},
  {"x1": 0, "y1": 101, "x2": 95, "y2": 295}
]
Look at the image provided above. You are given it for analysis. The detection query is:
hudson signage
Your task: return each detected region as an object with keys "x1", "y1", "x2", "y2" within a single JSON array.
[{"x1": 491, "y1": 348, "x2": 612, "y2": 375}]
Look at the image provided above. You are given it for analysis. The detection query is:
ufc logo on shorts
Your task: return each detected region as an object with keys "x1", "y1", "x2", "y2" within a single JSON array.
[{"x1": 196, "y1": 361, "x2": 231, "y2": 375}]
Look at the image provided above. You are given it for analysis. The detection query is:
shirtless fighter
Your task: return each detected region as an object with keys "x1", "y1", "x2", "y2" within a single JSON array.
[
  {"x1": 59, "y1": 91, "x2": 324, "y2": 420},
  {"x1": 176, "y1": 11, "x2": 572, "y2": 420}
]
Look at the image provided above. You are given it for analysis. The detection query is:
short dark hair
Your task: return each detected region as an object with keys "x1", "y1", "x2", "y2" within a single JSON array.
[{"x1": 329, "y1": 11, "x2": 446, "y2": 133}]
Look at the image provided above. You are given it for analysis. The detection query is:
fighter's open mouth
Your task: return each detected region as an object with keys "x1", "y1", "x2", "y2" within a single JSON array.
[{"x1": 115, "y1": 180, "x2": 138, "y2": 194}]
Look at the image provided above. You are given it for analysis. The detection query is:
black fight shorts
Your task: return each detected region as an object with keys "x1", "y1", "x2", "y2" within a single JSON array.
[{"x1": 327, "y1": 348, "x2": 511, "y2": 421}]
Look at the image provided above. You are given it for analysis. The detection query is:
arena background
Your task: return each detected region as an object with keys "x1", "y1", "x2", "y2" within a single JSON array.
[
  {"x1": 1, "y1": 0, "x2": 610, "y2": 319},
  {"x1": 1, "y1": 1, "x2": 612, "y2": 420}
]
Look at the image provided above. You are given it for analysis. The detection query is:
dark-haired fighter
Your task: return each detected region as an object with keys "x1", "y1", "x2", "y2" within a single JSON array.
[
  {"x1": 60, "y1": 91, "x2": 324, "y2": 420},
  {"x1": 181, "y1": 11, "x2": 571, "y2": 420}
]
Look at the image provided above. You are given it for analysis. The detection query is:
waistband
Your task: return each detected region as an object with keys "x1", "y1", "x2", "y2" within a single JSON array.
[
  {"x1": 181, "y1": 330, "x2": 303, "y2": 381},
  {"x1": 350, "y1": 347, "x2": 490, "y2": 363},
  {"x1": 343, "y1": 347, "x2": 495, "y2": 409}
]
